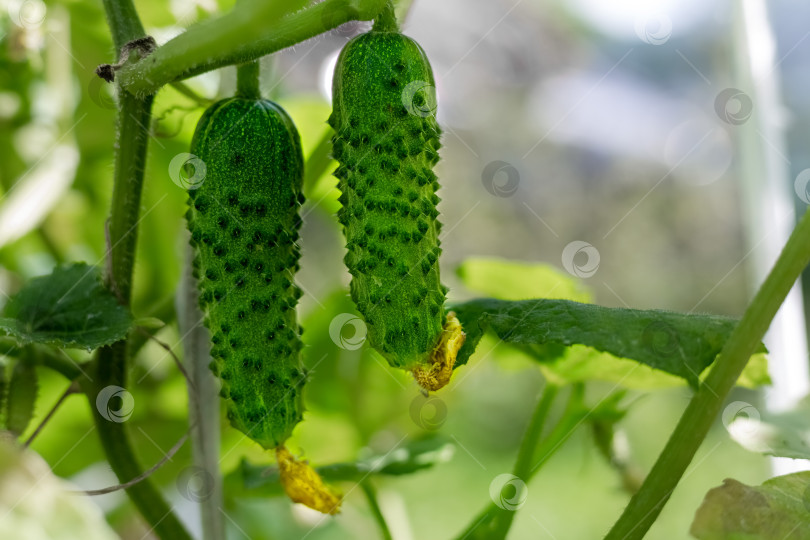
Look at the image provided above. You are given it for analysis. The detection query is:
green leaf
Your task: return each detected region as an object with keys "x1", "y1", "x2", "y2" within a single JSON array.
[
  {"x1": 5, "y1": 361, "x2": 37, "y2": 436},
  {"x1": 225, "y1": 436, "x2": 455, "y2": 498},
  {"x1": 456, "y1": 258, "x2": 592, "y2": 302},
  {"x1": 451, "y1": 298, "x2": 747, "y2": 387},
  {"x1": 726, "y1": 395, "x2": 810, "y2": 459},
  {"x1": 0, "y1": 263, "x2": 133, "y2": 351},
  {"x1": 690, "y1": 472, "x2": 810, "y2": 540},
  {"x1": 735, "y1": 352, "x2": 772, "y2": 389},
  {"x1": 531, "y1": 344, "x2": 770, "y2": 390}
]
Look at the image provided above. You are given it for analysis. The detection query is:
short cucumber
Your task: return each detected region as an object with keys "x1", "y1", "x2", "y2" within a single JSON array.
[{"x1": 185, "y1": 96, "x2": 306, "y2": 449}]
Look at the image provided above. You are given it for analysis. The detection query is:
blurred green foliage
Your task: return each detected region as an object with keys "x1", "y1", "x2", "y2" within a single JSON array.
[{"x1": 0, "y1": 1, "x2": 783, "y2": 539}]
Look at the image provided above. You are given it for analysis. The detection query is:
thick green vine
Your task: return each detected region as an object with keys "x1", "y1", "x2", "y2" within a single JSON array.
[
  {"x1": 116, "y1": 0, "x2": 389, "y2": 97},
  {"x1": 606, "y1": 208, "x2": 810, "y2": 539},
  {"x1": 81, "y1": 1, "x2": 191, "y2": 539}
]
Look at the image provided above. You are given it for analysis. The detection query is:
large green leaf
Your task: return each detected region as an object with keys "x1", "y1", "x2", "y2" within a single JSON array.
[
  {"x1": 225, "y1": 436, "x2": 455, "y2": 498},
  {"x1": 0, "y1": 263, "x2": 133, "y2": 351},
  {"x1": 690, "y1": 472, "x2": 810, "y2": 540},
  {"x1": 726, "y1": 395, "x2": 810, "y2": 459},
  {"x1": 451, "y1": 298, "x2": 749, "y2": 387},
  {"x1": 454, "y1": 258, "x2": 768, "y2": 389}
]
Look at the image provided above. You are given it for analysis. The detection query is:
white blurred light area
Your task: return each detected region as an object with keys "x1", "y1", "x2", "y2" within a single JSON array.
[
  {"x1": 565, "y1": 0, "x2": 711, "y2": 41},
  {"x1": 319, "y1": 49, "x2": 341, "y2": 102}
]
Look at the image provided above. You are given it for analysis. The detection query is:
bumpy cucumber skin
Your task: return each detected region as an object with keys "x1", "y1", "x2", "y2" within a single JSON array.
[
  {"x1": 186, "y1": 97, "x2": 305, "y2": 450},
  {"x1": 330, "y1": 31, "x2": 445, "y2": 370}
]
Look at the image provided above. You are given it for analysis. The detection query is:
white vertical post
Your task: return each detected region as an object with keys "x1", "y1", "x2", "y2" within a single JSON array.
[{"x1": 733, "y1": 0, "x2": 810, "y2": 475}]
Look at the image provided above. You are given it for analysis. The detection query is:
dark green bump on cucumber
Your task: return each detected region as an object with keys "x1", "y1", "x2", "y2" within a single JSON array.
[
  {"x1": 330, "y1": 25, "x2": 447, "y2": 372},
  {"x1": 185, "y1": 97, "x2": 305, "y2": 449}
]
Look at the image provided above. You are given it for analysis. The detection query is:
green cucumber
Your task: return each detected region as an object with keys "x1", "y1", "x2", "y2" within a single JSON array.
[
  {"x1": 329, "y1": 13, "x2": 463, "y2": 389},
  {"x1": 185, "y1": 96, "x2": 305, "y2": 450}
]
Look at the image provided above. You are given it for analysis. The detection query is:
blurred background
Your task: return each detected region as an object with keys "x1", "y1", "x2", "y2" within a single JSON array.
[{"x1": 1, "y1": 0, "x2": 809, "y2": 538}]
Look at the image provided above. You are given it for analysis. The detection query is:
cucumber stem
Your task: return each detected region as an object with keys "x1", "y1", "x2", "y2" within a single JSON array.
[
  {"x1": 372, "y1": 1, "x2": 399, "y2": 32},
  {"x1": 236, "y1": 60, "x2": 261, "y2": 99}
]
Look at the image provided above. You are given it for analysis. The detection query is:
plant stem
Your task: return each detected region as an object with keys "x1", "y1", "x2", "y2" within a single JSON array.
[
  {"x1": 236, "y1": 61, "x2": 261, "y2": 100},
  {"x1": 117, "y1": 0, "x2": 389, "y2": 97},
  {"x1": 360, "y1": 481, "x2": 393, "y2": 540},
  {"x1": 372, "y1": 1, "x2": 399, "y2": 32},
  {"x1": 90, "y1": 92, "x2": 191, "y2": 540},
  {"x1": 88, "y1": 1, "x2": 191, "y2": 539},
  {"x1": 489, "y1": 383, "x2": 559, "y2": 540},
  {"x1": 457, "y1": 384, "x2": 585, "y2": 540},
  {"x1": 106, "y1": 92, "x2": 153, "y2": 302},
  {"x1": 605, "y1": 209, "x2": 810, "y2": 540},
  {"x1": 101, "y1": 0, "x2": 145, "y2": 52},
  {"x1": 81, "y1": 347, "x2": 191, "y2": 540},
  {"x1": 528, "y1": 384, "x2": 586, "y2": 475}
]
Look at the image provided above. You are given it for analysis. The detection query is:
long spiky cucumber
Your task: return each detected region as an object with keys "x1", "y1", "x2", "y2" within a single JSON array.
[
  {"x1": 185, "y1": 85, "x2": 339, "y2": 514},
  {"x1": 330, "y1": 8, "x2": 464, "y2": 391}
]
